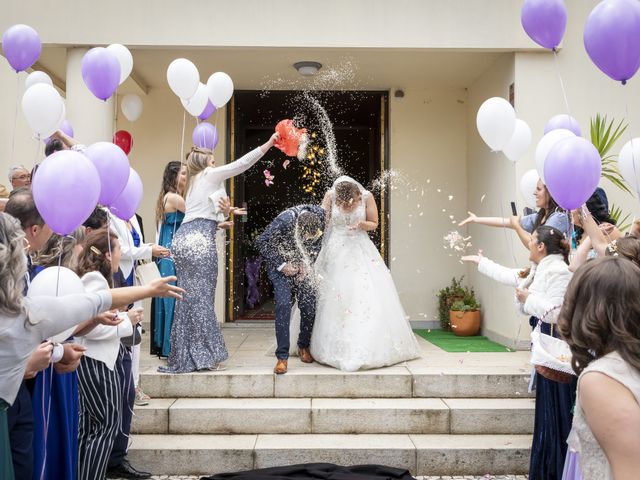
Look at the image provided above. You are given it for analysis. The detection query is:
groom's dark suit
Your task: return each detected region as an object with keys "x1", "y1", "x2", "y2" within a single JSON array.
[{"x1": 256, "y1": 205, "x2": 325, "y2": 360}]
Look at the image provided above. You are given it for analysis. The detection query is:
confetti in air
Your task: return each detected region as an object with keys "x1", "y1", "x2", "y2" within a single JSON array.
[
  {"x1": 264, "y1": 169, "x2": 274, "y2": 187},
  {"x1": 443, "y1": 230, "x2": 472, "y2": 253}
]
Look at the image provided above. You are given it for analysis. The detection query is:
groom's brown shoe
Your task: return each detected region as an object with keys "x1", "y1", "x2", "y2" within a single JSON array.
[
  {"x1": 274, "y1": 359, "x2": 288, "y2": 374},
  {"x1": 298, "y1": 347, "x2": 314, "y2": 364}
]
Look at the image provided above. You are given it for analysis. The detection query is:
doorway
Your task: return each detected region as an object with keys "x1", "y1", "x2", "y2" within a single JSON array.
[{"x1": 226, "y1": 90, "x2": 388, "y2": 322}]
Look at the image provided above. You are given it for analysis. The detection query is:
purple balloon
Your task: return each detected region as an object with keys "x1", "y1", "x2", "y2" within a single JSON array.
[
  {"x1": 60, "y1": 120, "x2": 74, "y2": 138},
  {"x1": 84, "y1": 142, "x2": 131, "y2": 206},
  {"x1": 109, "y1": 168, "x2": 143, "y2": 221},
  {"x1": 544, "y1": 137, "x2": 602, "y2": 210},
  {"x1": 2, "y1": 24, "x2": 41, "y2": 72},
  {"x1": 521, "y1": 0, "x2": 567, "y2": 50},
  {"x1": 32, "y1": 150, "x2": 101, "y2": 235},
  {"x1": 584, "y1": 0, "x2": 640, "y2": 84},
  {"x1": 81, "y1": 48, "x2": 120, "y2": 101},
  {"x1": 198, "y1": 100, "x2": 217, "y2": 121},
  {"x1": 192, "y1": 122, "x2": 219, "y2": 149},
  {"x1": 544, "y1": 114, "x2": 581, "y2": 136}
]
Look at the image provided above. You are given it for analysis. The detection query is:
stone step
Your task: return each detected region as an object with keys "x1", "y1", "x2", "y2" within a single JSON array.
[
  {"x1": 127, "y1": 433, "x2": 532, "y2": 476},
  {"x1": 132, "y1": 398, "x2": 534, "y2": 435},
  {"x1": 139, "y1": 365, "x2": 533, "y2": 399}
]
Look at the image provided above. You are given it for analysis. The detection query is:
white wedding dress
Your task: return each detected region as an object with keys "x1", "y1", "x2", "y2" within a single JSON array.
[{"x1": 308, "y1": 177, "x2": 421, "y2": 371}]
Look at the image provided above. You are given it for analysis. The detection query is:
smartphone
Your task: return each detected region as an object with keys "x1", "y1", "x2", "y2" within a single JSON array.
[{"x1": 510, "y1": 202, "x2": 517, "y2": 216}]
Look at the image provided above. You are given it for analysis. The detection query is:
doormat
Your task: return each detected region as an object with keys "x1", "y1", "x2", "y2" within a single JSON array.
[{"x1": 413, "y1": 329, "x2": 513, "y2": 353}]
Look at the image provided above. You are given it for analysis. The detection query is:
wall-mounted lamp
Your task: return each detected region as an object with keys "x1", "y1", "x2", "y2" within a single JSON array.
[{"x1": 293, "y1": 61, "x2": 322, "y2": 76}]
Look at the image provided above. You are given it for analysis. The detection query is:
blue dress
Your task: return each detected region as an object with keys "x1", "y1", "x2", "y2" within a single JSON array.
[
  {"x1": 153, "y1": 211, "x2": 184, "y2": 357},
  {"x1": 31, "y1": 265, "x2": 79, "y2": 480}
]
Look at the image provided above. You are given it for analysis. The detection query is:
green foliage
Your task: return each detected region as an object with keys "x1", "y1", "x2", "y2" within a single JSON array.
[
  {"x1": 450, "y1": 299, "x2": 480, "y2": 312},
  {"x1": 610, "y1": 203, "x2": 633, "y2": 233},
  {"x1": 437, "y1": 276, "x2": 480, "y2": 329},
  {"x1": 590, "y1": 114, "x2": 633, "y2": 195}
]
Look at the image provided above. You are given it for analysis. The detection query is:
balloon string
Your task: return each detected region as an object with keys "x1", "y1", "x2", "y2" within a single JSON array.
[
  {"x1": 33, "y1": 134, "x2": 41, "y2": 168},
  {"x1": 553, "y1": 50, "x2": 572, "y2": 117},
  {"x1": 55, "y1": 236, "x2": 63, "y2": 296},
  {"x1": 623, "y1": 95, "x2": 639, "y2": 200},
  {"x1": 497, "y1": 170, "x2": 519, "y2": 267},
  {"x1": 107, "y1": 215, "x2": 115, "y2": 286},
  {"x1": 11, "y1": 75, "x2": 20, "y2": 165},
  {"x1": 113, "y1": 91, "x2": 118, "y2": 138},
  {"x1": 180, "y1": 111, "x2": 186, "y2": 162},
  {"x1": 39, "y1": 364, "x2": 53, "y2": 480}
]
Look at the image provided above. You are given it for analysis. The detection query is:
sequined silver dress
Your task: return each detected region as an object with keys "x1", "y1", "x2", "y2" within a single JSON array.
[{"x1": 161, "y1": 218, "x2": 227, "y2": 372}]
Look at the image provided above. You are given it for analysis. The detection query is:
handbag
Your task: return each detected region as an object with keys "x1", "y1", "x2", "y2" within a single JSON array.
[
  {"x1": 121, "y1": 323, "x2": 142, "y2": 347},
  {"x1": 530, "y1": 321, "x2": 576, "y2": 384},
  {"x1": 134, "y1": 260, "x2": 161, "y2": 286}
]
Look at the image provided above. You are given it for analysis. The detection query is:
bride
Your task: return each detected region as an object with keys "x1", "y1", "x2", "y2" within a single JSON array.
[{"x1": 308, "y1": 176, "x2": 421, "y2": 371}]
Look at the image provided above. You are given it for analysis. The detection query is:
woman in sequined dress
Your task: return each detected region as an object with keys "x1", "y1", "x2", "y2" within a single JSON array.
[{"x1": 159, "y1": 133, "x2": 279, "y2": 373}]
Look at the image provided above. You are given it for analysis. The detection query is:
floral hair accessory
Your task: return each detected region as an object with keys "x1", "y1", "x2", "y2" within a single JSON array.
[{"x1": 606, "y1": 239, "x2": 619, "y2": 257}]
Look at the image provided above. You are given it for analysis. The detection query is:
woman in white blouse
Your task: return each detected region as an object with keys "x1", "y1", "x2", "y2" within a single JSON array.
[
  {"x1": 159, "y1": 133, "x2": 279, "y2": 373},
  {"x1": 75, "y1": 229, "x2": 143, "y2": 480},
  {"x1": 462, "y1": 225, "x2": 574, "y2": 480}
]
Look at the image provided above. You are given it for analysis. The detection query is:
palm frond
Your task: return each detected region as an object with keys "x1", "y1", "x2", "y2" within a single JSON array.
[
  {"x1": 610, "y1": 203, "x2": 633, "y2": 232},
  {"x1": 590, "y1": 114, "x2": 633, "y2": 196}
]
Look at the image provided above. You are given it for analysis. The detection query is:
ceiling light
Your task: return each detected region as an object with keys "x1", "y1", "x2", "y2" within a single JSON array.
[{"x1": 294, "y1": 61, "x2": 322, "y2": 76}]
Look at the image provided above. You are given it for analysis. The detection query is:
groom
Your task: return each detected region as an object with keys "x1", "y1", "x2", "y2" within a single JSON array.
[{"x1": 256, "y1": 205, "x2": 325, "y2": 374}]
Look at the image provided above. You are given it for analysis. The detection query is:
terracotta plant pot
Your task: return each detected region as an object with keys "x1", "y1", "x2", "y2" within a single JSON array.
[{"x1": 449, "y1": 310, "x2": 481, "y2": 336}]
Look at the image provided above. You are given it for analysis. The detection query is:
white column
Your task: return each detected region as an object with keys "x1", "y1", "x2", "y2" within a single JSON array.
[{"x1": 65, "y1": 48, "x2": 114, "y2": 145}]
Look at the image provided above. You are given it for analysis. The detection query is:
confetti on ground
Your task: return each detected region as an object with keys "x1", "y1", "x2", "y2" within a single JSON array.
[
  {"x1": 480, "y1": 194, "x2": 486, "y2": 203},
  {"x1": 448, "y1": 195, "x2": 453, "y2": 201},
  {"x1": 282, "y1": 160, "x2": 290, "y2": 169},
  {"x1": 437, "y1": 188, "x2": 441, "y2": 193}
]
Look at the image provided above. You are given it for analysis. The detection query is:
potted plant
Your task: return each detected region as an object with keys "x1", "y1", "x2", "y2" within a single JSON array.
[
  {"x1": 449, "y1": 288, "x2": 481, "y2": 337},
  {"x1": 436, "y1": 276, "x2": 467, "y2": 330}
]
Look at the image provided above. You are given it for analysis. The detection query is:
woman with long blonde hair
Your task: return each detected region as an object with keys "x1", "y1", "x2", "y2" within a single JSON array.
[{"x1": 159, "y1": 133, "x2": 279, "y2": 373}]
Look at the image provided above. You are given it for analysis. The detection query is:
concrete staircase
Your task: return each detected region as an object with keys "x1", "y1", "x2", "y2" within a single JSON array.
[{"x1": 129, "y1": 327, "x2": 534, "y2": 477}]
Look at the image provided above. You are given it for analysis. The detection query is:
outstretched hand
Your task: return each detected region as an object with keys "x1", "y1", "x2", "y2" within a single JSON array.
[
  {"x1": 149, "y1": 276, "x2": 185, "y2": 300},
  {"x1": 458, "y1": 212, "x2": 477, "y2": 227},
  {"x1": 461, "y1": 250, "x2": 484, "y2": 265}
]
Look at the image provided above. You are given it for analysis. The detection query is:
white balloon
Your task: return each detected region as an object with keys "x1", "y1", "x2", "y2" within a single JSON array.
[
  {"x1": 167, "y1": 58, "x2": 199, "y2": 99},
  {"x1": 25, "y1": 71, "x2": 52, "y2": 90},
  {"x1": 27, "y1": 266, "x2": 85, "y2": 342},
  {"x1": 121, "y1": 93, "x2": 143, "y2": 122},
  {"x1": 206, "y1": 72, "x2": 234, "y2": 108},
  {"x1": 502, "y1": 119, "x2": 532, "y2": 163},
  {"x1": 618, "y1": 138, "x2": 640, "y2": 195},
  {"x1": 22, "y1": 83, "x2": 64, "y2": 138},
  {"x1": 476, "y1": 97, "x2": 516, "y2": 151},
  {"x1": 181, "y1": 83, "x2": 209, "y2": 117},
  {"x1": 106, "y1": 44, "x2": 133, "y2": 85},
  {"x1": 535, "y1": 129, "x2": 575, "y2": 182},
  {"x1": 520, "y1": 169, "x2": 540, "y2": 209}
]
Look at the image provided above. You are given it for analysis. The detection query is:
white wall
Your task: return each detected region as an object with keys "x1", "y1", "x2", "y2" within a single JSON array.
[
  {"x1": 389, "y1": 87, "x2": 468, "y2": 323},
  {"x1": 465, "y1": 54, "x2": 532, "y2": 348}
]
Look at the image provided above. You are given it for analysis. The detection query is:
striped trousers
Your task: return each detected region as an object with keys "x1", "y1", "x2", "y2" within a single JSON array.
[{"x1": 77, "y1": 356, "x2": 121, "y2": 480}]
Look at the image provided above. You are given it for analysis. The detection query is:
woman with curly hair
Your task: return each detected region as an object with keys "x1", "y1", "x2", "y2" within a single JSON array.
[{"x1": 558, "y1": 257, "x2": 640, "y2": 479}]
